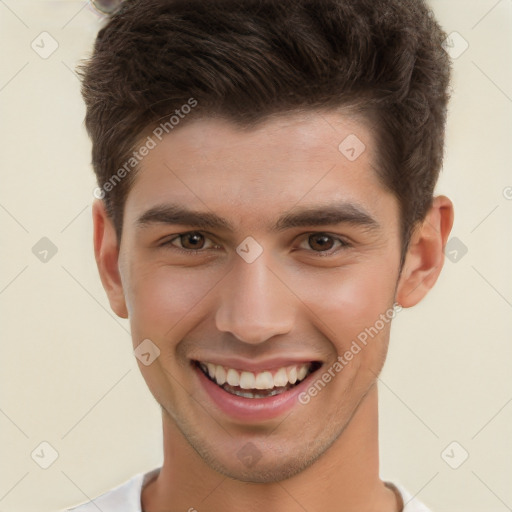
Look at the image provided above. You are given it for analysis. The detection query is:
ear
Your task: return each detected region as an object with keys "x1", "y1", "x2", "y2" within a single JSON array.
[
  {"x1": 396, "y1": 195, "x2": 454, "y2": 308},
  {"x1": 92, "y1": 199, "x2": 129, "y2": 318}
]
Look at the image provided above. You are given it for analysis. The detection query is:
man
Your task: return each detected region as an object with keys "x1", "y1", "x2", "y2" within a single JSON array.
[{"x1": 65, "y1": 0, "x2": 454, "y2": 510}]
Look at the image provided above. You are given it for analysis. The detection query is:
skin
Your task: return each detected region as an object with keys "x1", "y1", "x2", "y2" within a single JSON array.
[{"x1": 93, "y1": 111, "x2": 454, "y2": 512}]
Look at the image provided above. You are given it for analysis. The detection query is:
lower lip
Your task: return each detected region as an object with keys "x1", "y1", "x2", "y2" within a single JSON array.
[{"x1": 193, "y1": 362, "x2": 318, "y2": 422}]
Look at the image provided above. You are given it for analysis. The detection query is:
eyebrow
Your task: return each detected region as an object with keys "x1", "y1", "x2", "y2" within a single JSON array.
[{"x1": 135, "y1": 203, "x2": 380, "y2": 232}]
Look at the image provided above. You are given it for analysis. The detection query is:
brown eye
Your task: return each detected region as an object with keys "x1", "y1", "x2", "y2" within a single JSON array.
[
  {"x1": 163, "y1": 231, "x2": 220, "y2": 253},
  {"x1": 161, "y1": 231, "x2": 221, "y2": 255},
  {"x1": 179, "y1": 232, "x2": 205, "y2": 250},
  {"x1": 308, "y1": 233, "x2": 335, "y2": 251}
]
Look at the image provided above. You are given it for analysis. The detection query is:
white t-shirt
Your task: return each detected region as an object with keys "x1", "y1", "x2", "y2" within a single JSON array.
[{"x1": 61, "y1": 467, "x2": 432, "y2": 512}]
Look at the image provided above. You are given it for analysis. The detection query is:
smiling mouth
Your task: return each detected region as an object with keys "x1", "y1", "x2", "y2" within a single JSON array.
[{"x1": 193, "y1": 360, "x2": 322, "y2": 399}]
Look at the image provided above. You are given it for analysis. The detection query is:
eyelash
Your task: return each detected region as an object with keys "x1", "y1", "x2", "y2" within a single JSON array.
[
  {"x1": 161, "y1": 233, "x2": 221, "y2": 255},
  {"x1": 159, "y1": 231, "x2": 352, "y2": 256}
]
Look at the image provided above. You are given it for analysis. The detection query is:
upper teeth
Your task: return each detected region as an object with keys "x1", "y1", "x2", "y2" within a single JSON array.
[{"x1": 199, "y1": 362, "x2": 311, "y2": 390}]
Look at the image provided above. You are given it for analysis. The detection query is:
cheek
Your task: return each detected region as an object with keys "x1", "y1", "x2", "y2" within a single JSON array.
[
  {"x1": 292, "y1": 258, "x2": 399, "y2": 349},
  {"x1": 125, "y1": 263, "x2": 222, "y2": 345}
]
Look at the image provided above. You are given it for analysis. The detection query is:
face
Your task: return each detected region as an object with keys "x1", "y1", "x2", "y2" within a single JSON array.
[{"x1": 109, "y1": 112, "x2": 405, "y2": 481}]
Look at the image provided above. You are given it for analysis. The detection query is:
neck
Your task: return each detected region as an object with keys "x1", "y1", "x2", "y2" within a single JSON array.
[{"x1": 142, "y1": 384, "x2": 399, "y2": 512}]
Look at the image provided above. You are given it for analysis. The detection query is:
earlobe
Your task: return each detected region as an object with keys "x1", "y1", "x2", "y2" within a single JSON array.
[
  {"x1": 396, "y1": 195, "x2": 454, "y2": 308},
  {"x1": 92, "y1": 199, "x2": 129, "y2": 318}
]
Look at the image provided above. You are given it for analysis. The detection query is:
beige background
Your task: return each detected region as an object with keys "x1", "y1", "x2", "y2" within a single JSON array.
[{"x1": 1, "y1": 1, "x2": 511, "y2": 511}]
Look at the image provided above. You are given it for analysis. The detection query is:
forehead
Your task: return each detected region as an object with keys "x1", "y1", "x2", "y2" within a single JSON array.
[
  {"x1": 124, "y1": 111, "x2": 396, "y2": 230},
  {"x1": 155, "y1": 111, "x2": 375, "y2": 175}
]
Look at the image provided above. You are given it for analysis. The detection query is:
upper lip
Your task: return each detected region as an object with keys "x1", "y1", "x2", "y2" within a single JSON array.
[{"x1": 193, "y1": 356, "x2": 321, "y2": 373}]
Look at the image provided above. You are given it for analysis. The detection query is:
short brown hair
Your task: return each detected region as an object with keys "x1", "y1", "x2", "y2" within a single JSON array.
[{"x1": 79, "y1": 0, "x2": 452, "y2": 261}]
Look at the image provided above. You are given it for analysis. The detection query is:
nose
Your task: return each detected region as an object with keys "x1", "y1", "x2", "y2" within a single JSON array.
[{"x1": 215, "y1": 253, "x2": 295, "y2": 344}]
